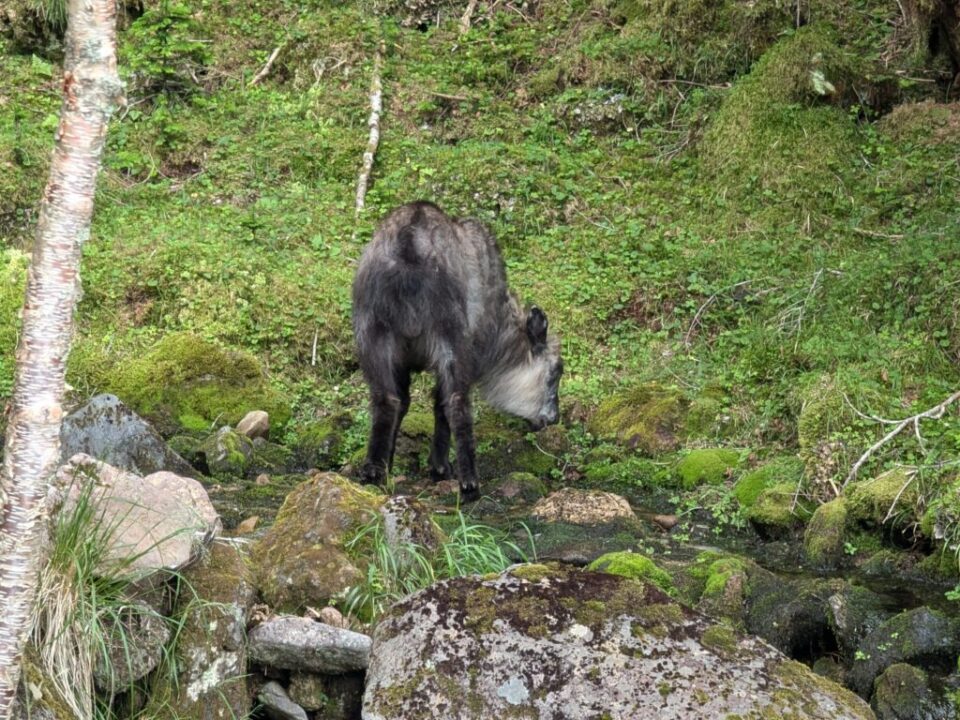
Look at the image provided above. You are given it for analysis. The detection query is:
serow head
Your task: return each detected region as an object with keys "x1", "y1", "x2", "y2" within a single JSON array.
[{"x1": 524, "y1": 306, "x2": 562, "y2": 431}]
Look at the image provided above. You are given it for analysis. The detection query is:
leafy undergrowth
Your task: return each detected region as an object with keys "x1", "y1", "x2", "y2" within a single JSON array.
[{"x1": 2, "y1": 1, "x2": 960, "y2": 562}]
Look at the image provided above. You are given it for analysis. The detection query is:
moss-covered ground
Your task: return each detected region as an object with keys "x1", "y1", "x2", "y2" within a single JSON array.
[{"x1": 3, "y1": 0, "x2": 960, "y2": 587}]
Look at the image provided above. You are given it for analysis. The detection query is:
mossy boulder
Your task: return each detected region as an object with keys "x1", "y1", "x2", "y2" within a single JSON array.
[
  {"x1": 589, "y1": 383, "x2": 688, "y2": 455},
  {"x1": 250, "y1": 473, "x2": 384, "y2": 612},
  {"x1": 676, "y1": 448, "x2": 740, "y2": 489},
  {"x1": 734, "y1": 456, "x2": 805, "y2": 508},
  {"x1": 680, "y1": 551, "x2": 751, "y2": 625},
  {"x1": 294, "y1": 413, "x2": 352, "y2": 471},
  {"x1": 363, "y1": 564, "x2": 874, "y2": 719},
  {"x1": 871, "y1": 663, "x2": 934, "y2": 720},
  {"x1": 0, "y1": 249, "x2": 27, "y2": 399},
  {"x1": 143, "y1": 541, "x2": 256, "y2": 720},
  {"x1": 804, "y1": 497, "x2": 849, "y2": 567},
  {"x1": 849, "y1": 607, "x2": 960, "y2": 697},
  {"x1": 745, "y1": 572, "x2": 846, "y2": 659},
  {"x1": 747, "y1": 482, "x2": 813, "y2": 539},
  {"x1": 88, "y1": 333, "x2": 291, "y2": 436},
  {"x1": 588, "y1": 551, "x2": 675, "y2": 595},
  {"x1": 847, "y1": 468, "x2": 920, "y2": 529},
  {"x1": 826, "y1": 584, "x2": 895, "y2": 658},
  {"x1": 196, "y1": 426, "x2": 253, "y2": 478},
  {"x1": 702, "y1": 26, "x2": 860, "y2": 204}
]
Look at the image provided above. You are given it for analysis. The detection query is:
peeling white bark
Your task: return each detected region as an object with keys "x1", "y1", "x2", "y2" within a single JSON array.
[
  {"x1": 0, "y1": 0, "x2": 122, "y2": 715},
  {"x1": 355, "y1": 39, "x2": 385, "y2": 216}
]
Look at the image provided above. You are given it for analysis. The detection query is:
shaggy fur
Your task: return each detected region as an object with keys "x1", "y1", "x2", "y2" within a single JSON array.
[{"x1": 353, "y1": 201, "x2": 562, "y2": 500}]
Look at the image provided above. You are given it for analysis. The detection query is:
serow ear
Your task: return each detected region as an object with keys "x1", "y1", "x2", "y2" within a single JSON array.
[{"x1": 526, "y1": 306, "x2": 549, "y2": 353}]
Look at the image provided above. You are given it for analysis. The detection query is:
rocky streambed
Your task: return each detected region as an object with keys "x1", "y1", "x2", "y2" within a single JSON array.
[{"x1": 16, "y1": 394, "x2": 960, "y2": 720}]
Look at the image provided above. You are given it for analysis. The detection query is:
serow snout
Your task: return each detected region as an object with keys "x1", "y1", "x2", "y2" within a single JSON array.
[{"x1": 529, "y1": 406, "x2": 559, "y2": 432}]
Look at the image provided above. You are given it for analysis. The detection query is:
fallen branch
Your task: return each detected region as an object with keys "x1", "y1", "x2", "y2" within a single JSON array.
[
  {"x1": 459, "y1": 0, "x2": 479, "y2": 35},
  {"x1": 883, "y1": 468, "x2": 917, "y2": 524},
  {"x1": 355, "y1": 39, "x2": 385, "y2": 216},
  {"x1": 842, "y1": 390, "x2": 960, "y2": 489},
  {"x1": 249, "y1": 45, "x2": 283, "y2": 86}
]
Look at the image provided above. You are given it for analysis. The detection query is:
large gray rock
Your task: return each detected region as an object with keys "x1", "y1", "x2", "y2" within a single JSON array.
[
  {"x1": 59, "y1": 394, "x2": 195, "y2": 477},
  {"x1": 249, "y1": 616, "x2": 372, "y2": 674},
  {"x1": 362, "y1": 564, "x2": 875, "y2": 720},
  {"x1": 55, "y1": 454, "x2": 220, "y2": 576}
]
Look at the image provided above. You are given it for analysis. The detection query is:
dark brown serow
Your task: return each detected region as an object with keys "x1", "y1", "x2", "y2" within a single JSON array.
[{"x1": 352, "y1": 201, "x2": 562, "y2": 501}]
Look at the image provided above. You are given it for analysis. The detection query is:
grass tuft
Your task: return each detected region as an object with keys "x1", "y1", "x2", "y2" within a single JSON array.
[{"x1": 342, "y1": 507, "x2": 534, "y2": 623}]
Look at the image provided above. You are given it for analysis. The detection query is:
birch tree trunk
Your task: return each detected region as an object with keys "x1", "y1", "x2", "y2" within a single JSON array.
[{"x1": 0, "y1": 0, "x2": 122, "y2": 715}]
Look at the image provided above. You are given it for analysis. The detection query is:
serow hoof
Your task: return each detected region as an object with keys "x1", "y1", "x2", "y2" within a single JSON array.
[
  {"x1": 459, "y1": 482, "x2": 481, "y2": 503},
  {"x1": 430, "y1": 461, "x2": 453, "y2": 483},
  {"x1": 359, "y1": 462, "x2": 386, "y2": 486}
]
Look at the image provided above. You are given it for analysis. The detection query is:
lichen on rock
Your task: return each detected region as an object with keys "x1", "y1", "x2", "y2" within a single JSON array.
[{"x1": 362, "y1": 564, "x2": 874, "y2": 719}]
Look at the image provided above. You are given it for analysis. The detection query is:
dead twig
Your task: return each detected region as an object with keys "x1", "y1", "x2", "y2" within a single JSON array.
[
  {"x1": 852, "y1": 227, "x2": 905, "y2": 240},
  {"x1": 249, "y1": 45, "x2": 283, "y2": 86},
  {"x1": 842, "y1": 390, "x2": 960, "y2": 489},
  {"x1": 683, "y1": 279, "x2": 756, "y2": 347},
  {"x1": 883, "y1": 468, "x2": 917, "y2": 524},
  {"x1": 428, "y1": 91, "x2": 472, "y2": 101}
]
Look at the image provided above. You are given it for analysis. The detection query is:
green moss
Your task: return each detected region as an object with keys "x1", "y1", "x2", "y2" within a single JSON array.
[
  {"x1": 873, "y1": 664, "x2": 930, "y2": 720},
  {"x1": 733, "y1": 457, "x2": 804, "y2": 508},
  {"x1": 400, "y1": 411, "x2": 435, "y2": 438},
  {"x1": 0, "y1": 249, "x2": 28, "y2": 399},
  {"x1": 587, "y1": 551, "x2": 675, "y2": 595},
  {"x1": 81, "y1": 332, "x2": 291, "y2": 435},
  {"x1": 676, "y1": 448, "x2": 740, "y2": 489},
  {"x1": 684, "y1": 395, "x2": 723, "y2": 437},
  {"x1": 295, "y1": 415, "x2": 351, "y2": 470},
  {"x1": 803, "y1": 497, "x2": 848, "y2": 566},
  {"x1": 702, "y1": 26, "x2": 860, "y2": 206},
  {"x1": 589, "y1": 383, "x2": 688, "y2": 455},
  {"x1": 700, "y1": 623, "x2": 738, "y2": 656},
  {"x1": 19, "y1": 647, "x2": 75, "y2": 720},
  {"x1": 251, "y1": 474, "x2": 384, "y2": 611},
  {"x1": 509, "y1": 563, "x2": 563, "y2": 583},
  {"x1": 747, "y1": 482, "x2": 812, "y2": 533},
  {"x1": 511, "y1": 444, "x2": 557, "y2": 476},
  {"x1": 846, "y1": 468, "x2": 919, "y2": 528},
  {"x1": 701, "y1": 557, "x2": 747, "y2": 598}
]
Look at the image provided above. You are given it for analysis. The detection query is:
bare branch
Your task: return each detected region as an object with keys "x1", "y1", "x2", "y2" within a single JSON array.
[
  {"x1": 249, "y1": 45, "x2": 283, "y2": 86},
  {"x1": 883, "y1": 467, "x2": 918, "y2": 524},
  {"x1": 842, "y1": 390, "x2": 960, "y2": 489},
  {"x1": 459, "y1": 0, "x2": 479, "y2": 35},
  {"x1": 355, "y1": 39, "x2": 385, "y2": 216}
]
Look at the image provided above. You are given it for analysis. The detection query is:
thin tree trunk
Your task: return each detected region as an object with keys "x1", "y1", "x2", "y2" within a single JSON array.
[
  {"x1": 355, "y1": 38, "x2": 385, "y2": 216},
  {"x1": 0, "y1": 0, "x2": 122, "y2": 715}
]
